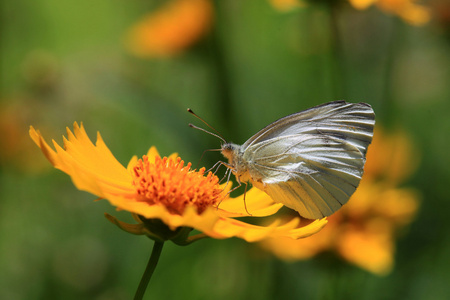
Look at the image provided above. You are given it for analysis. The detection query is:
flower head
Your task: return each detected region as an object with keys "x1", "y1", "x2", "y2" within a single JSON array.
[
  {"x1": 259, "y1": 127, "x2": 420, "y2": 275},
  {"x1": 269, "y1": 0, "x2": 430, "y2": 26},
  {"x1": 349, "y1": 0, "x2": 430, "y2": 25},
  {"x1": 126, "y1": 0, "x2": 213, "y2": 58},
  {"x1": 30, "y1": 122, "x2": 327, "y2": 243},
  {"x1": 132, "y1": 155, "x2": 221, "y2": 215}
]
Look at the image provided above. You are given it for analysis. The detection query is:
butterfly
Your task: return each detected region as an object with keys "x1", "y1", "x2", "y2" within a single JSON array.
[{"x1": 219, "y1": 101, "x2": 375, "y2": 219}]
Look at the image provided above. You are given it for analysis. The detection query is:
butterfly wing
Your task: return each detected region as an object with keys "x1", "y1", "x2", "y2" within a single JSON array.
[
  {"x1": 242, "y1": 101, "x2": 375, "y2": 219},
  {"x1": 243, "y1": 101, "x2": 374, "y2": 157}
]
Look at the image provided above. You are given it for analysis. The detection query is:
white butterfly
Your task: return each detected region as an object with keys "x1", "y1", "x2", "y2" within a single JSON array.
[{"x1": 220, "y1": 101, "x2": 375, "y2": 219}]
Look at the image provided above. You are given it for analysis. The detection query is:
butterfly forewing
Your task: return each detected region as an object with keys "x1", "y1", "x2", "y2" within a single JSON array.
[
  {"x1": 243, "y1": 101, "x2": 374, "y2": 155},
  {"x1": 241, "y1": 101, "x2": 375, "y2": 219}
]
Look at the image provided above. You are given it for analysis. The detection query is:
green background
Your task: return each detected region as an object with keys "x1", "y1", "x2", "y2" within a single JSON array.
[{"x1": 1, "y1": 0, "x2": 449, "y2": 299}]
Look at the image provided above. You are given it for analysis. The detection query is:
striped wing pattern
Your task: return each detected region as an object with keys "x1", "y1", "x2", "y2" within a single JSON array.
[{"x1": 243, "y1": 101, "x2": 375, "y2": 219}]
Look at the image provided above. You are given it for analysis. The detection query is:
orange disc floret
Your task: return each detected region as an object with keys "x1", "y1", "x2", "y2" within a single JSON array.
[{"x1": 132, "y1": 155, "x2": 222, "y2": 215}]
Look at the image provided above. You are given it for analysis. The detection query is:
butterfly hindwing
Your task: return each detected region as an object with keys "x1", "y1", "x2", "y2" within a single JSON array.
[
  {"x1": 241, "y1": 101, "x2": 375, "y2": 219},
  {"x1": 245, "y1": 135, "x2": 365, "y2": 218}
]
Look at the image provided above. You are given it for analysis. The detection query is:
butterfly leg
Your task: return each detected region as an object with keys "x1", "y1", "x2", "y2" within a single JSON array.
[
  {"x1": 220, "y1": 167, "x2": 233, "y2": 185},
  {"x1": 225, "y1": 176, "x2": 252, "y2": 216},
  {"x1": 212, "y1": 160, "x2": 236, "y2": 184},
  {"x1": 207, "y1": 160, "x2": 224, "y2": 174},
  {"x1": 213, "y1": 162, "x2": 252, "y2": 215},
  {"x1": 216, "y1": 172, "x2": 239, "y2": 207},
  {"x1": 241, "y1": 181, "x2": 251, "y2": 216}
]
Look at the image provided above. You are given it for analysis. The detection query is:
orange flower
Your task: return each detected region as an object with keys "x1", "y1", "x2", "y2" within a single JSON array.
[
  {"x1": 260, "y1": 127, "x2": 420, "y2": 275},
  {"x1": 29, "y1": 122, "x2": 327, "y2": 243},
  {"x1": 126, "y1": 0, "x2": 213, "y2": 58},
  {"x1": 349, "y1": 0, "x2": 430, "y2": 25}
]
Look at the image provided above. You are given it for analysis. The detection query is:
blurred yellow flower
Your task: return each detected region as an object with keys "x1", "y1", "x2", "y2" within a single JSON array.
[
  {"x1": 126, "y1": 0, "x2": 213, "y2": 58},
  {"x1": 260, "y1": 127, "x2": 420, "y2": 275},
  {"x1": 29, "y1": 122, "x2": 327, "y2": 243},
  {"x1": 349, "y1": 0, "x2": 430, "y2": 25},
  {"x1": 269, "y1": 0, "x2": 305, "y2": 11},
  {"x1": 270, "y1": 0, "x2": 429, "y2": 25}
]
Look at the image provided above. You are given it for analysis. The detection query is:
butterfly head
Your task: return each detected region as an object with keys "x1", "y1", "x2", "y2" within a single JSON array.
[
  {"x1": 221, "y1": 142, "x2": 244, "y2": 168},
  {"x1": 221, "y1": 143, "x2": 237, "y2": 161}
]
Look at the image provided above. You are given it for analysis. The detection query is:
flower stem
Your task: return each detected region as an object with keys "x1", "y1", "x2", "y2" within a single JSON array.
[
  {"x1": 328, "y1": 2, "x2": 345, "y2": 99},
  {"x1": 134, "y1": 241, "x2": 164, "y2": 300}
]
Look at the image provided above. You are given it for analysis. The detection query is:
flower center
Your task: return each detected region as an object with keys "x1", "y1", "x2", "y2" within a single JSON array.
[{"x1": 132, "y1": 155, "x2": 223, "y2": 215}]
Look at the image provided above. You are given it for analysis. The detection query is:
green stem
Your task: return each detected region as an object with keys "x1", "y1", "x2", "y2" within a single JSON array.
[
  {"x1": 328, "y1": 3, "x2": 345, "y2": 99},
  {"x1": 380, "y1": 18, "x2": 400, "y2": 126},
  {"x1": 134, "y1": 241, "x2": 165, "y2": 300}
]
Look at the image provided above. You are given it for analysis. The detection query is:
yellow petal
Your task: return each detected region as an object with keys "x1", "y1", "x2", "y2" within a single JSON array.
[
  {"x1": 260, "y1": 222, "x2": 334, "y2": 260},
  {"x1": 337, "y1": 221, "x2": 394, "y2": 275},
  {"x1": 218, "y1": 187, "x2": 284, "y2": 217},
  {"x1": 127, "y1": 155, "x2": 139, "y2": 172},
  {"x1": 400, "y1": 5, "x2": 430, "y2": 25},
  {"x1": 348, "y1": 0, "x2": 378, "y2": 10},
  {"x1": 213, "y1": 216, "x2": 327, "y2": 242},
  {"x1": 373, "y1": 187, "x2": 420, "y2": 225},
  {"x1": 146, "y1": 146, "x2": 160, "y2": 161},
  {"x1": 30, "y1": 123, "x2": 134, "y2": 199}
]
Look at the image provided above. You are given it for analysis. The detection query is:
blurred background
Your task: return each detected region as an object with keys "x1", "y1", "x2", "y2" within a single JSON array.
[{"x1": 1, "y1": 0, "x2": 450, "y2": 299}]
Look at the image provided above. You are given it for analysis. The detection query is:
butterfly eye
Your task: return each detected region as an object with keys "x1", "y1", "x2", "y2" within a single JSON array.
[{"x1": 222, "y1": 144, "x2": 233, "y2": 151}]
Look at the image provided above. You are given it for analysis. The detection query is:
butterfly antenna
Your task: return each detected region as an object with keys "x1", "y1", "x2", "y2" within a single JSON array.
[{"x1": 187, "y1": 108, "x2": 227, "y2": 144}]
